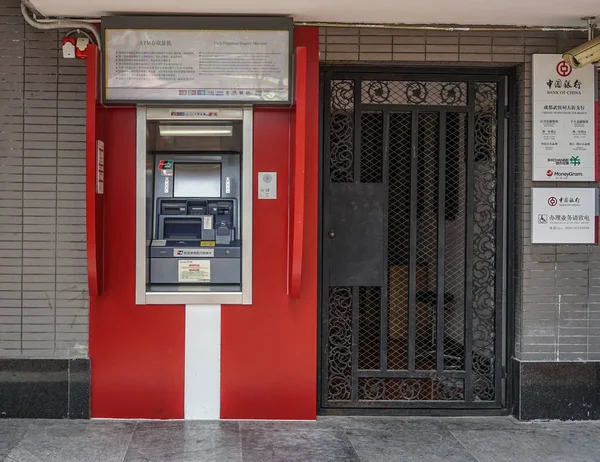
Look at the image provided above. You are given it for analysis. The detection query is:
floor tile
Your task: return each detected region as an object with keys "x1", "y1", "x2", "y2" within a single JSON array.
[
  {"x1": 5, "y1": 420, "x2": 136, "y2": 462},
  {"x1": 345, "y1": 427, "x2": 478, "y2": 462},
  {"x1": 438, "y1": 416, "x2": 523, "y2": 431},
  {"x1": 0, "y1": 420, "x2": 30, "y2": 460},
  {"x1": 525, "y1": 422, "x2": 600, "y2": 458},
  {"x1": 124, "y1": 421, "x2": 242, "y2": 462},
  {"x1": 0, "y1": 417, "x2": 599, "y2": 462},
  {"x1": 451, "y1": 427, "x2": 600, "y2": 462},
  {"x1": 241, "y1": 426, "x2": 360, "y2": 462},
  {"x1": 240, "y1": 421, "x2": 341, "y2": 432},
  {"x1": 321, "y1": 415, "x2": 447, "y2": 433}
]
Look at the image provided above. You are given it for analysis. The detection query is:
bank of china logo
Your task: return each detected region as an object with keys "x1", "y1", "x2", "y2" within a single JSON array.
[
  {"x1": 570, "y1": 156, "x2": 581, "y2": 166},
  {"x1": 556, "y1": 60, "x2": 572, "y2": 77}
]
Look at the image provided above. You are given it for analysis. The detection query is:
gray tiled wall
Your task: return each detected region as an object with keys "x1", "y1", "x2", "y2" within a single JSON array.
[
  {"x1": 0, "y1": 0, "x2": 88, "y2": 359},
  {"x1": 320, "y1": 27, "x2": 600, "y2": 362}
]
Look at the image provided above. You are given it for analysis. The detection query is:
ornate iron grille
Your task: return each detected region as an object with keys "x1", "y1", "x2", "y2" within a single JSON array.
[{"x1": 322, "y1": 71, "x2": 506, "y2": 410}]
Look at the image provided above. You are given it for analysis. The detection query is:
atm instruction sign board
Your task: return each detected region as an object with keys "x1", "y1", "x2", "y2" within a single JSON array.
[
  {"x1": 101, "y1": 16, "x2": 293, "y2": 105},
  {"x1": 532, "y1": 54, "x2": 598, "y2": 181}
]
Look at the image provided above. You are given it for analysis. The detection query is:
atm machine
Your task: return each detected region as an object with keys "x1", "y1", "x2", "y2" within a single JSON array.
[{"x1": 135, "y1": 107, "x2": 252, "y2": 305}]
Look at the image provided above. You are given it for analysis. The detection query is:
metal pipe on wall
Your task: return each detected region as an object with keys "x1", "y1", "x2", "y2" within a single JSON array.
[
  {"x1": 293, "y1": 21, "x2": 591, "y2": 32},
  {"x1": 20, "y1": 1, "x2": 102, "y2": 48},
  {"x1": 16, "y1": 2, "x2": 596, "y2": 36}
]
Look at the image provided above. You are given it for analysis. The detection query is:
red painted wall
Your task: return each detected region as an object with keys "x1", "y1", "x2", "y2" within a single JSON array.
[
  {"x1": 220, "y1": 28, "x2": 320, "y2": 419},
  {"x1": 88, "y1": 108, "x2": 185, "y2": 419},
  {"x1": 88, "y1": 27, "x2": 319, "y2": 420}
]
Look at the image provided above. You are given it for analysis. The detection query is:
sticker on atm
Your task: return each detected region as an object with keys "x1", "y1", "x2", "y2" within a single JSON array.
[
  {"x1": 158, "y1": 160, "x2": 173, "y2": 176},
  {"x1": 174, "y1": 248, "x2": 214, "y2": 257},
  {"x1": 200, "y1": 241, "x2": 216, "y2": 247},
  {"x1": 178, "y1": 260, "x2": 210, "y2": 283}
]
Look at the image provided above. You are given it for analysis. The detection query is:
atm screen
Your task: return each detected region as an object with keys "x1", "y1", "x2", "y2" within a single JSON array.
[
  {"x1": 174, "y1": 163, "x2": 221, "y2": 198},
  {"x1": 163, "y1": 218, "x2": 202, "y2": 239}
]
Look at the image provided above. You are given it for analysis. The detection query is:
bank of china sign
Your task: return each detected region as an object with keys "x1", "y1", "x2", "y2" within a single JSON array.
[
  {"x1": 531, "y1": 187, "x2": 598, "y2": 244},
  {"x1": 532, "y1": 54, "x2": 598, "y2": 181}
]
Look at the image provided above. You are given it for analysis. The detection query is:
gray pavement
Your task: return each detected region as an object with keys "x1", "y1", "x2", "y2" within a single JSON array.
[{"x1": 1, "y1": 416, "x2": 599, "y2": 461}]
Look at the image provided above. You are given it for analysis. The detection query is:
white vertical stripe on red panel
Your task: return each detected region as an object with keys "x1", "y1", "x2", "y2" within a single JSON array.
[{"x1": 185, "y1": 305, "x2": 221, "y2": 419}]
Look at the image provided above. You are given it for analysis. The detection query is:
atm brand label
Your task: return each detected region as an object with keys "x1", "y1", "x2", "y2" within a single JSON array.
[
  {"x1": 174, "y1": 248, "x2": 214, "y2": 257},
  {"x1": 169, "y1": 110, "x2": 219, "y2": 118}
]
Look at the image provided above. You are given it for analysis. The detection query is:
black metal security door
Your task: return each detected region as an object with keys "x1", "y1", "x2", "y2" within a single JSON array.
[{"x1": 320, "y1": 69, "x2": 508, "y2": 411}]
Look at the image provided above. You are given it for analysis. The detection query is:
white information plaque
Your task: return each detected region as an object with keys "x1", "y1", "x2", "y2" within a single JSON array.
[
  {"x1": 104, "y1": 29, "x2": 290, "y2": 103},
  {"x1": 178, "y1": 260, "x2": 211, "y2": 283},
  {"x1": 531, "y1": 188, "x2": 598, "y2": 244},
  {"x1": 532, "y1": 54, "x2": 598, "y2": 181}
]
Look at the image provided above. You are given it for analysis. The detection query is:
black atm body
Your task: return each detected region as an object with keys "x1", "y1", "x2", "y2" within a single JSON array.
[{"x1": 148, "y1": 153, "x2": 242, "y2": 287}]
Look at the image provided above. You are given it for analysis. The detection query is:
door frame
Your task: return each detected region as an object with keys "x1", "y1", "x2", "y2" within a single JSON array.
[{"x1": 316, "y1": 65, "x2": 518, "y2": 416}]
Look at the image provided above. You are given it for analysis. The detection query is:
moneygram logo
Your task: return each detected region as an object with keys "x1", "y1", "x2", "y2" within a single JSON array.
[
  {"x1": 553, "y1": 171, "x2": 583, "y2": 178},
  {"x1": 546, "y1": 169, "x2": 553, "y2": 177},
  {"x1": 570, "y1": 156, "x2": 581, "y2": 166}
]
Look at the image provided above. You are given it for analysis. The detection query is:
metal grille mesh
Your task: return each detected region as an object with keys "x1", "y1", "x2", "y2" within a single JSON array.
[
  {"x1": 323, "y1": 77, "x2": 501, "y2": 408},
  {"x1": 362, "y1": 81, "x2": 467, "y2": 106},
  {"x1": 360, "y1": 111, "x2": 384, "y2": 183},
  {"x1": 358, "y1": 287, "x2": 381, "y2": 370},
  {"x1": 444, "y1": 113, "x2": 467, "y2": 371},
  {"x1": 387, "y1": 112, "x2": 412, "y2": 371},
  {"x1": 415, "y1": 113, "x2": 440, "y2": 371}
]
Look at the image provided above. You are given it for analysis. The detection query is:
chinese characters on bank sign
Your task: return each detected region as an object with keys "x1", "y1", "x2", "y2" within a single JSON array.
[
  {"x1": 532, "y1": 54, "x2": 598, "y2": 181},
  {"x1": 532, "y1": 188, "x2": 598, "y2": 244}
]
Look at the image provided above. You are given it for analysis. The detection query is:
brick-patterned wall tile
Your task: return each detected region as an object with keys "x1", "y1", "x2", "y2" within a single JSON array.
[{"x1": 0, "y1": 0, "x2": 88, "y2": 359}]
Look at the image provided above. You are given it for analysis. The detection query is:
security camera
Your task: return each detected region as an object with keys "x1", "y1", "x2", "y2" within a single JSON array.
[{"x1": 562, "y1": 36, "x2": 600, "y2": 68}]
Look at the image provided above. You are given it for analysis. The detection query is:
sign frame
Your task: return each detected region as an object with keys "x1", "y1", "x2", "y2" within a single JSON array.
[
  {"x1": 101, "y1": 15, "x2": 294, "y2": 105},
  {"x1": 531, "y1": 187, "x2": 598, "y2": 244},
  {"x1": 532, "y1": 53, "x2": 598, "y2": 182}
]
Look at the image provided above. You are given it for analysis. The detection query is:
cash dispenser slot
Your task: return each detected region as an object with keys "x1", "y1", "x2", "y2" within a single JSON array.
[{"x1": 187, "y1": 201, "x2": 207, "y2": 215}]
